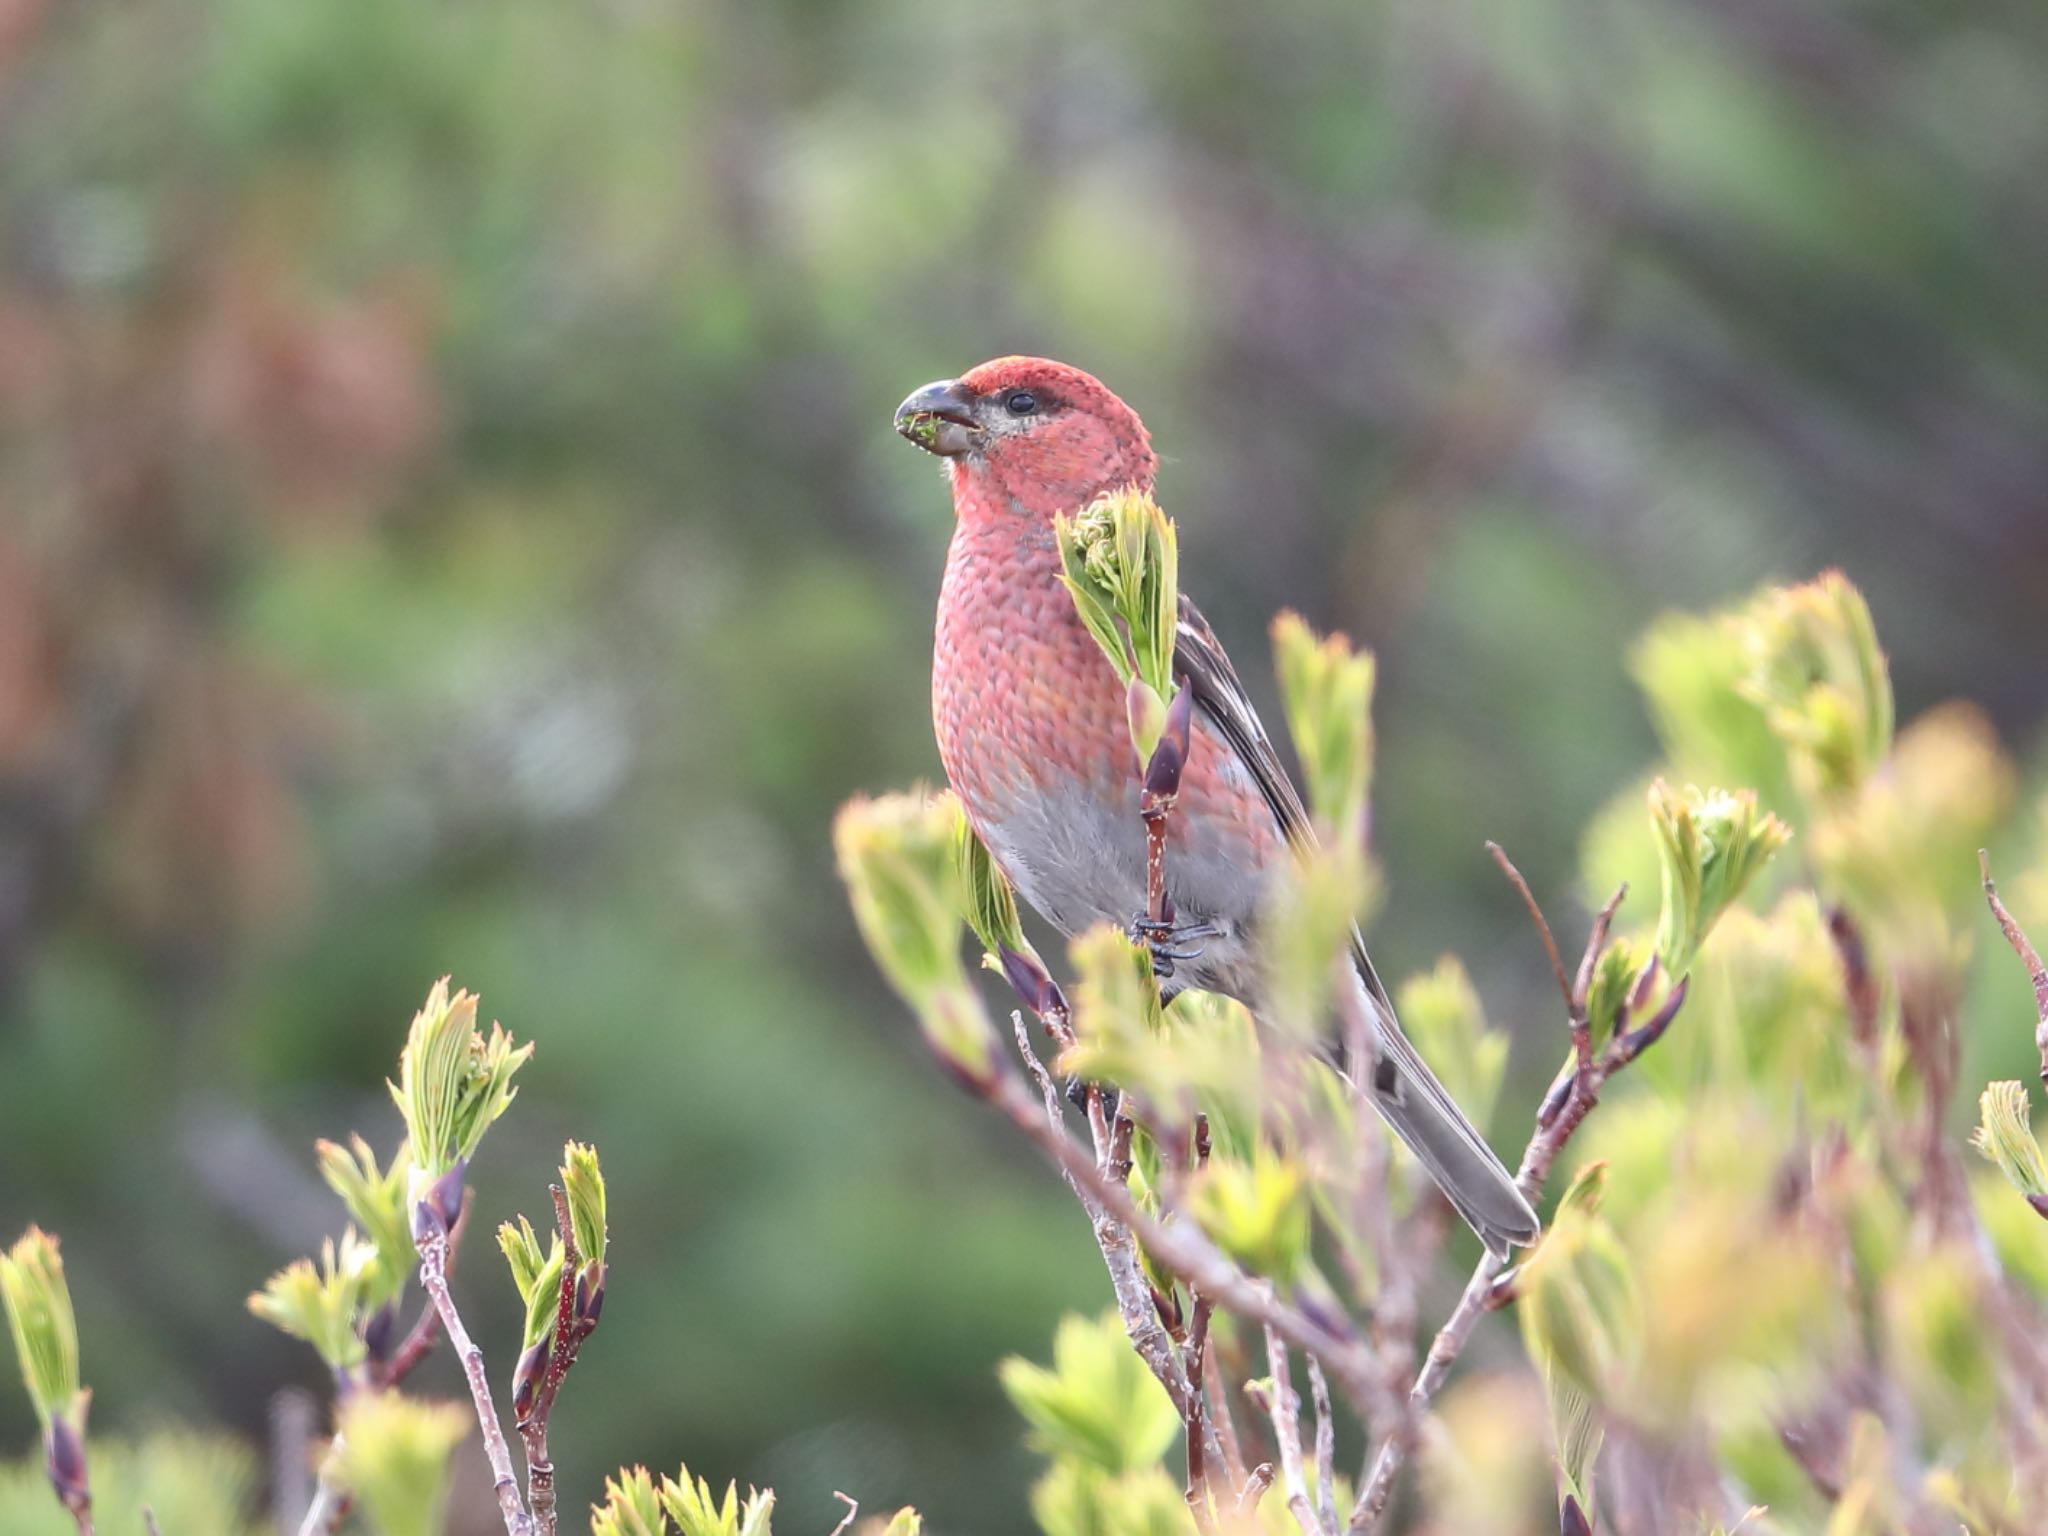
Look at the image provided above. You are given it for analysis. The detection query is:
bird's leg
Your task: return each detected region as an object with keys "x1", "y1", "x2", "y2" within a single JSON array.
[{"x1": 1128, "y1": 913, "x2": 1224, "y2": 979}]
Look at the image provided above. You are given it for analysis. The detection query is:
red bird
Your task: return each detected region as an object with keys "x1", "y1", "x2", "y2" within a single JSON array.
[{"x1": 896, "y1": 356, "x2": 1538, "y2": 1256}]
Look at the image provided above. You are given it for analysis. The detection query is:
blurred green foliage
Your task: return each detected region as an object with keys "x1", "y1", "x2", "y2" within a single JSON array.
[
  {"x1": 839, "y1": 567, "x2": 2048, "y2": 1533},
  {"x1": 3, "y1": 0, "x2": 2048, "y2": 1531},
  {"x1": 0, "y1": 1432, "x2": 258, "y2": 1536}
]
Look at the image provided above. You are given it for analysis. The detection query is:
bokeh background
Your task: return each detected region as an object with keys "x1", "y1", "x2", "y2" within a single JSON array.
[{"x1": 3, "y1": 0, "x2": 2047, "y2": 1530}]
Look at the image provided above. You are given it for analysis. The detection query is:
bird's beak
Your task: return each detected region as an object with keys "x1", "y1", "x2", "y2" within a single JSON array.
[{"x1": 894, "y1": 378, "x2": 983, "y2": 458}]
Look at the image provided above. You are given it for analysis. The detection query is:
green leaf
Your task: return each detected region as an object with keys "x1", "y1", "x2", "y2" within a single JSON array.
[
  {"x1": 1629, "y1": 611, "x2": 1793, "y2": 817},
  {"x1": 1186, "y1": 1147, "x2": 1312, "y2": 1288},
  {"x1": 1518, "y1": 1162, "x2": 1634, "y2": 1394},
  {"x1": 0, "y1": 1430, "x2": 257, "y2": 1536},
  {"x1": 497, "y1": 1216, "x2": 566, "y2": 1350},
  {"x1": 1271, "y1": 611, "x2": 1376, "y2": 843},
  {"x1": 1053, "y1": 486, "x2": 1179, "y2": 714},
  {"x1": 562, "y1": 1141, "x2": 608, "y2": 1273},
  {"x1": 658, "y1": 1466, "x2": 774, "y2": 1536},
  {"x1": 1065, "y1": 923, "x2": 1164, "y2": 1063},
  {"x1": 247, "y1": 1232, "x2": 378, "y2": 1371},
  {"x1": 1648, "y1": 781, "x2": 1792, "y2": 977},
  {"x1": 388, "y1": 977, "x2": 534, "y2": 1180},
  {"x1": 1258, "y1": 841, "x2": 1376, "y2": 1043},
  {"x1": 335, "y1": 1392, "x2": 471, "y2": 1536},
  {"x1": 591, "y1": 1466, "x2": 668, "y2": 1536},
  {"x1": 1882, "y1": 1247, "x2": 1999, "y2": 1424},
  {"x1": 1027, "y1": 1461, "x2": 1195, "y2": 1536},
  {"x1": 315, "y1": 1135, "x2": 414, "y2": 1311},
  {"x1": 1972, "y1": 1081, "x2": 2048, "y2": 1200},
  {"x1": 0, "y1": 1228, "x2": 83, "y2": 1433},
  {"x1": 953, "y1": 809, "x2": 1029, "y2": 963},
  {"x1": 1734, "y1": 570, "x2": 1893, "y2": 805},
  {"x1": 998, "y1": 1311, "x2": 1181, "y2": 1475},
  {"x1": 833, "y1": 790, "x2": 994, "y2": 1085},
  {"x1": 1396, "y1": 956, "x2": 1508, "y2": 1131},
  {"x1": 1809, "y1": 703, "x2": 2016, "y2": 960}
]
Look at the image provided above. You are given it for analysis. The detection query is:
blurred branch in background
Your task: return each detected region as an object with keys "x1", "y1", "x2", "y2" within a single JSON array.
[{"x1": 841, "y1": 567, "x2": 2048, "y2": 1535}]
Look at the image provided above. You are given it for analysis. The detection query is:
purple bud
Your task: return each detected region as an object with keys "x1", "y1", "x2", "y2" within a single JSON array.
[
  {"x1": 1143, "y1": 689, "x2": 1194, "y2": 799},
  {"x1": 1560, "y1": 1494, "x2": 1592, "y2": 1536},
  {"x1": 1536, "y1": 1070, "x2": 1574, "y2": 1128},
  {"x1": 999, "y1": 947, "x2": 1061, "y2": 1018},
  {"x1": 410, "y1": 1200, "x2": 442, "y2": 1244},
  {"x1": 575, "y1": 1263, "x2": 608, "y2": 1325},
  {"x1": 1616, "y1": 976, "x2": 1689, "y2": 1064},
  {"x1": 1148, "y1": 1284, "x2": 1184, "y2": 1335},
  {"x1": 431, "y1": 1160, "x2": 468, "y2": 1228},
  {"x1": 411, "y1": 1160, "x2": 469, "y2": 1243},
  {"x1": 2027, "y1": 1194, "x2": 2048, "y2": 1222},
  {"x1": 1629, "y1": 955, "x2": 1661, "y2": 1011},
  {"x1": 361, "y1": 1300, "x2": 399, "y2": 1363},
  {"x1": 45, "y1": 1414, "x2": 89, "y2": 1513},
  {"x1": 512, "y1": 1338, "x2": 550, "y2": 1425}
]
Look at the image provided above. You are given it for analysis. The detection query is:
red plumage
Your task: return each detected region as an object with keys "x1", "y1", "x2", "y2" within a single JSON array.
[
  {"x1": 929, "y1": 359, "x2": 1278, "y2": 889},
  {"x1": 899, "y1": 355, "x2": 1538, "y2": 1256}
]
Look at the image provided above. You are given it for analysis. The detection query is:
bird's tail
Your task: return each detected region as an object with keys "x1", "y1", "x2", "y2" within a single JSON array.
[{"x1": 1349, "y1": 954, "x2": 1538, "y2": 1259}]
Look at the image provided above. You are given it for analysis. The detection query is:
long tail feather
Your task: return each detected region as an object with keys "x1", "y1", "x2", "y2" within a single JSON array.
[{"x1": 1350, "y1": 957, "x2": 1538, "y2": 1259}]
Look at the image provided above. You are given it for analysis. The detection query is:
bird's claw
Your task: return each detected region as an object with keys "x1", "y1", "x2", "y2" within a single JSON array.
[{"x1": 1127, "y1": 915, "x2": 1223, "y2": 979}]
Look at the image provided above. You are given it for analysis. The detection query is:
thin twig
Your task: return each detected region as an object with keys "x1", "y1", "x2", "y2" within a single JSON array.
[
  {"x1": 1826, "y1": 905, "x2": 1882, "y2": 1054},
  {"x1": 1183, "y1": 1113, "x2": 1218, "y2": 1523},
  {"x1": 297, "y1": 1195, "x2": 473, "y2": 1536},
  {"x1": 1572, "y1": 887, "x2": 1627, "y2": 1063},
  {"x1": 1185, "y1": 1297, "x2": 1218, "y2": 1535},
  {"x1": 378, "y1": 1299, "x2": 446, "y2": 1389},
  {"x1": 1008, "y1": 1017, "x2": 1225, "y2": 1474},
  {"x1": 516, "y1": 1184, "x2": 600, "y2": 1536},
  {"x1": 1337, "y1": 979, "x2": 1410, "y2": 1449},
  {"x1": 1486, "y1": 840, "x2": 1572, "y2": 1014},
  {"x1": 418, "y1": 1223, "x2": 532, "y2": 1536},
  {"x1": 1981, "y1": 850, "x2": 2048, "y2": 1087},
  {"x1": 1260, "y1": 1326, "x2": 1324, "y2": 1536},
  {"x1": 1205, "y1": 1347, "x2": 1249, "y2": 1492},
  {"x1": 991, "y1": 1070, "x2": 1380, "y2": 1414},
  {"x1": 1307, "y1": 1357, "x2": 1338, "y2": 1536},
  {"x1": 142, "y1": 1512, "x2": 162, "y2": 1536},
  {"x1": 375, "y1": 1187, "x2": 468, "y2": 1394},
  {"x1": 294, "y1": 1480, "x2": 348, "y2": 1536},
  {"x1": 1348, "y1": 871, "x2": 1654, "y2": 1531},
  {"x1": 828, "y1": 1492, "x2": 859, "y2": 1536},
  {"x1": 270, "y1": 1389, "x2": 316, "y2": 1536},
  {"x1": 1237, "y1": 1464, "x2": 1277, "y2": 1514},
  {"x1": 1109, "y1": 1107, "x2": 1138, "y2": 1185}
]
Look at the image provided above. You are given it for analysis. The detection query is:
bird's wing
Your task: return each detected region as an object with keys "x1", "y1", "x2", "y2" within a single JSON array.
[
  {"x1": 1170, "y1": 593, "x2": 1395, "y2": 1012},
  {"x1": 1173, "y1": 592, "x2": 1538, "y2": 1253}
]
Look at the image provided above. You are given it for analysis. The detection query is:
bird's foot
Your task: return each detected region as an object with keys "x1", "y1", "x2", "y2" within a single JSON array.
[{"x1": 1127, "y1": 914, "x2": 1223, "y2": 980}]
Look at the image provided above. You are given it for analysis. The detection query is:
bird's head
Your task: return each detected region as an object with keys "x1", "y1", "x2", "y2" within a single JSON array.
[{"x1": 894, "y1": 357, "x2": 1157, "y2": 520}]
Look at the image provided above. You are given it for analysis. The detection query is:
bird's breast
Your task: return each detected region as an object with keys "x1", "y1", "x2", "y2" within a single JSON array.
[{"x1": 932, "y1": 517, "x2": 1282, "y2": 978}]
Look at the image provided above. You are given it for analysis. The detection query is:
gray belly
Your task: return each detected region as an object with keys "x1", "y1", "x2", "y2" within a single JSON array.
[{"x1": 971, "y1": 766, "x2": 1275, "y2": 1003}]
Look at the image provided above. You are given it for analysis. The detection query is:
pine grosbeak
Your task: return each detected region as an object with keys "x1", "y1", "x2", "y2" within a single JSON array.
[{"x1": 896, "y1": 356, "x2": 1537, "y2": 1255}]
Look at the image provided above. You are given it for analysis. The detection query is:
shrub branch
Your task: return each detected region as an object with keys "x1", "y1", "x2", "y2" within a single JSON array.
[
  {"x1": 417, "y1": 1222, "x2": 532, "y2": 1536},
  {"x1": 1349, "y1": 861, "x2": 1671, "y2": 1531},
  {"x1": 1980, "y1": 850, "x2": 2048, "y2": 1087}
]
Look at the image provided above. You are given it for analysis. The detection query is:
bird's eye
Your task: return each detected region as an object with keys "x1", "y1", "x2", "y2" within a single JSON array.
[{"x1": 1003, "y1": 390, "x2": 1039, "y2": 417}]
